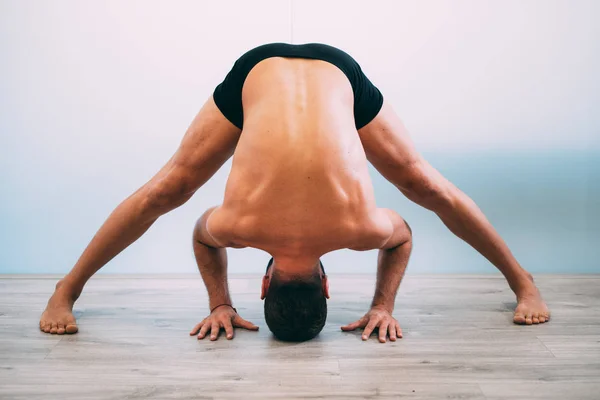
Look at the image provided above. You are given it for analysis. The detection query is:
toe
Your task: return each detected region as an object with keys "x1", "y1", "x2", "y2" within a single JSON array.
[
  {"x1": 57, "y1": 324, "x2": 66, "y2": 335},
  {"x1": 543, "y1": 312, "x2": 550, "y2": 321},
  {"x1": 50, "y1": 322, "x2": 58, "y2": 334},
  {"x1": 513, "y1": 312, "x2": 526, "y2": 325},
  {"x1": 525, "y1": 314, "x2": 533, "y2": 325},
  {"x1": 65, "y1": 323, "x2": 78, "y2": 334},
  {"x1": 532, "y1": 313, "x2": 540, "y2": 324},
  {"x1": 43, "y1": 324, "x2": 51, "y2": 333}
]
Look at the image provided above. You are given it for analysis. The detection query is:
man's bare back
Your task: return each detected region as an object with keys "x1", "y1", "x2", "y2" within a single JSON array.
[
  {"x1": 40, "y1": 43, "x2": 549, "y2": 340},
  {"x1": 208, "y1": 57, "x2": 391, "y2": 255}
]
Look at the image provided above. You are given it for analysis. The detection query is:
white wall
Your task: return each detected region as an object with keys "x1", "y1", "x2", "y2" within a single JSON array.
[
  {"x1": 1, "y1": 0, "x2": 598, "y2": 275},
  {"x1": 294, "y1": 0, "x2": 599, "y2": 151}
]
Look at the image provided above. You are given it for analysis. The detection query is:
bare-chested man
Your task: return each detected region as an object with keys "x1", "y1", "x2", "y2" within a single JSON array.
[{"x1": 40, "y1": 43, "x2": 549, "y2": 342}]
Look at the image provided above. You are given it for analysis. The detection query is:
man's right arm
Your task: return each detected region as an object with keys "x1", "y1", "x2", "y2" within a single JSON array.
[
  {"x1": 341, "y1": 209, "x2": 412, "y2": 343},
  {"x1": 370, "y1": 209, "x2": 413, "y2": 313}
]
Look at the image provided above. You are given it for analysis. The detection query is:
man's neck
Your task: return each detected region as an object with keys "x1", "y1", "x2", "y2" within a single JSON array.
[{"x1": 272, "y1": 255, "x2": 321, "y2": 279}]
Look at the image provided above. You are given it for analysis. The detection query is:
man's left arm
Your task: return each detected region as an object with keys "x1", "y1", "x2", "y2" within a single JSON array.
[{"x1": 189, "y1": 207, "x2": 259, "y2": 341}]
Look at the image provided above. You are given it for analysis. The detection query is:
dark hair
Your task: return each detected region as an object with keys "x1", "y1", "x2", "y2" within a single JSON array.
[{"x1": 264, "y1": 259, "x2": 327, "y2": 342}]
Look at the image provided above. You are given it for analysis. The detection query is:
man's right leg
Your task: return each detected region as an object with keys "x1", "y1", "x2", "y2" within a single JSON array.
[
  {"x1": 40, "y1": 97, "x2": 241, "y2": 334},
  {"x1": 358, "y1": 101, "x2": 549, "y2": 325}
]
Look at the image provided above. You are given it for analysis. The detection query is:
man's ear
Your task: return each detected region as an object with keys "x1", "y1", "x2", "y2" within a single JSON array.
[
  {"x1": 261, "y1": 274, "x2": 270, "y2": 300},
  {"x1": 322, "y1": 275, "x2": 330, "y2": 299}
]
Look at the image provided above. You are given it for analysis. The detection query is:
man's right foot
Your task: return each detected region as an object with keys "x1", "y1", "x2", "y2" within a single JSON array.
[
  {"x1": 512, "y1": 272, "x2": 550, "y2": 325},
  {"x1": 39, "y1": 280, "x2": 79, "y2": 334}
]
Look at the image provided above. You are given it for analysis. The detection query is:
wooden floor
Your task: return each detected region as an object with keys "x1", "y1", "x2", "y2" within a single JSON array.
[{"x1": 0, "y1": 275, "x2": 599, "y2": 399}]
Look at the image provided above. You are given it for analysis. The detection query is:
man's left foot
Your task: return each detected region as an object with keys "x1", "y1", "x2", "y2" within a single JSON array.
[{"x1": 513, "y1": 275, "x2": 550, "y2": 325}]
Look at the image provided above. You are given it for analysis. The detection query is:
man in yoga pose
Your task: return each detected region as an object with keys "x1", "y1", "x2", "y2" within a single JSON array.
[{"x1": 40, "y1": 43, "x2": 549, "y2": 342}]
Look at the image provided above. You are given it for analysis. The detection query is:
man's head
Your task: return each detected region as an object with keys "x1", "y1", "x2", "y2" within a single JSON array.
[{"x1": 260, "y1": 257, "x2": 329, "y2": 342}]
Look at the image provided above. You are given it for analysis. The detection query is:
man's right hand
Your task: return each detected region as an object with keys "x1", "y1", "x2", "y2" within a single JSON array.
[
  {"x1": 341, "y1": 306, "x2": 402, "y2": 343},
  {"x1": 189, "y1": 305, "x2": 259, "y2": 341}
]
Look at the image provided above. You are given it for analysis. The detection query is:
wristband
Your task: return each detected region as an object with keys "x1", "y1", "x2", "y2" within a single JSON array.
[{"x1": 210, "y1": 303, "x2": 237, "y2": 314}]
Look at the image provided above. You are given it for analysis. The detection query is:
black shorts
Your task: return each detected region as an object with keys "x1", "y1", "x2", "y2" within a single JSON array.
[{"x1": 213, "y1": 43, "x2": 384, "y2": 130}]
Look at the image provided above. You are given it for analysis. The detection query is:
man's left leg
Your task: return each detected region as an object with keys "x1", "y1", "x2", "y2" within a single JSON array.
[{"x1": 40, "y1": 97, "x2": 241, "y2": 335}]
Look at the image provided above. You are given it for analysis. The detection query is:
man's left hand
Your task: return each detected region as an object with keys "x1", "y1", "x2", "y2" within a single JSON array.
[
  {"x1": 341, "y1": 306, "x2": 402, "y2": 343},
  {"x1": 190, "y1": 306, "x2": 259, "y2": 341}
]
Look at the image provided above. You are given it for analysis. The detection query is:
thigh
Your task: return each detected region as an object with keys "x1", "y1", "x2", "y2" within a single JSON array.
[
  {"x1": 357, "y1": 100, "x2": 423, "y2": 185},
  {"x1": 146, "y1": 96, "x2": 242, "y2": 195},
  {"x1": 358, "y1": 100, "x2": 453, "y2": 207}
]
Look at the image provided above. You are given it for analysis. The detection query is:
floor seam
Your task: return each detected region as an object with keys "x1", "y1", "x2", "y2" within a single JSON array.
[
  {"x1": 43, "y1": 338, "x2": 63, "y2": 360},
  {"x1": 537, "y1": 335, "x2": 557, "y2": 358},
  {"x1": 476, "y1": 383, "x2": 489, "y2": 400},
  {"x1": 42, "y1": 309, "x2": 86, "y2": 359}
]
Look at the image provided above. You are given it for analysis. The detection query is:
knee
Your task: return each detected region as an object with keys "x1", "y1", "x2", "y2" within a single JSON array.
[
  {"x1": 398, "y1": 161, "x2": 453, "y2": 211},
  {"x1": 142, "y1": 173, "x2": 195, "y2": 212}
]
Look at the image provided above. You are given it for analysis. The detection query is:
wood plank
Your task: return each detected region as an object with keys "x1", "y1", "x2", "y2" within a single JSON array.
[
  {"x1": 1, "y1": 275, "x2": 599, "y2": 399},
  {"x1": 480, "y1": 382, "x2": 600, "y2": 400}
]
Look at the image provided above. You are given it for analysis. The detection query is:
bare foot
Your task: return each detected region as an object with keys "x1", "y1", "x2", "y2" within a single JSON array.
[
  {"x1": 513, "y1": 275, "x2": 550, "y2": 325},
  {"x1": 39, "y1": 280, "x2": 79, "y2": 334}
]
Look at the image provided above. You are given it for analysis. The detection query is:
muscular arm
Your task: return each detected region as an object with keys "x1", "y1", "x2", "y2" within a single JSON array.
[
  {"x1": 371, "y1": 210, "x2": 413, "y2": 313},
  {"x1": 192, "y1": 207, "x2": 232, "y2": 310},
  {"x1": 189, "y1": 207, "x2": 259, "y2": 340},
  {"x1": 341, "y1": 209, "x2": 412, "y2": 342}
]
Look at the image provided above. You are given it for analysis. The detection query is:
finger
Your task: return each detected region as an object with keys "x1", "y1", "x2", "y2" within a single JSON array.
[
  {"x1": 210, "y1": 322, "x2": 220, "y2": 341},
  {"x1": 190, "y1": 320, "x2": 205, "y2": 336},
  {"x1": 341, "y1": 317, "x2": 367, "y2": 331},
  {"x1": 378, "y1": 322, "x2": 389, "y2": 343},
  {"x1": 388, "y1": 323, "x2": 397, "y2": 342},
  {"x1": 396, "y1": 322, "x2": 403, "y2": 338},
  {"x1": 224, "y1": 320, "x2": 234, "y2": 340},
  {"x1": 233, "y1": 315, "x2": 259, "y2": 331},
  {"x1": 197, "y1": 322, "x2": 211, "y2": 340},
  {"x1": 362, "y1": 318, "x2": 380, "y2": 341}
]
